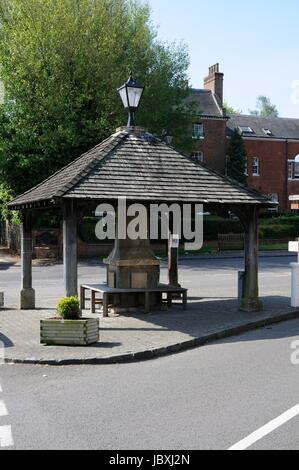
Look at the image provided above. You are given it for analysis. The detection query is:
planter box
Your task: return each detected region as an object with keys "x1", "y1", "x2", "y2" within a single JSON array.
[{"x1": 40, "y1": 318, "x2": 99, "y2": 346}]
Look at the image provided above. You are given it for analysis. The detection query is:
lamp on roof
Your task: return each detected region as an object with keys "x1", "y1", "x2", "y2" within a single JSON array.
[{"x1": 117, "y1": 74, "x2": 145, "y2": 127}]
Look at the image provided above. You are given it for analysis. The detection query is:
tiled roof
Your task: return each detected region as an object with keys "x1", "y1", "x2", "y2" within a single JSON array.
[
  {"x1": 9, "y1": 127, "x2": 274, "y2": 209},
  {"x1": 227, "y1": 114, "x2": 299, "y2": 139},
  {"x1": 186, "y1": 89, "x2": 225, "y2": 118}
]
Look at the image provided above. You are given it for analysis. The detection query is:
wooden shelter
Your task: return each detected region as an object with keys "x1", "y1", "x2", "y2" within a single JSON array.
[{"x1": 9, "y1": 126, "x2": 276, "y2": 313}]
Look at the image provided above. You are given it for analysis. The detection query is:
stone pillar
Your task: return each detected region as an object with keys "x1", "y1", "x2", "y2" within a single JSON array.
[
  {"x1": 20, "y1": 210, "x2": 35, "y2": 309},
  {"x1": 239, "y1": 206, "x2": 263, "y2": 312},
  {"x1": 62, "y1": 201, "x2": 78, "y2": 297}
]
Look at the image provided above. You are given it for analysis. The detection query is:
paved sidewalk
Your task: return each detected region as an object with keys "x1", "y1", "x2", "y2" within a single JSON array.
[{"x1": 0, "y1": 296, "x2": 298, "y2": 365}]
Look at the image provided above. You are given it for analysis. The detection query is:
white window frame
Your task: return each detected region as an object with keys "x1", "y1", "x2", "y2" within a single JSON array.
[
  {"x1": 288, "y1": 161, "x2": 294, "y2": 180},
  {"x1": 288, "y1": 156, "x2": 299, "y2": 180},
  {"x1": 192, "y1": 151, "x2": 204, "y2": 163},
  {"x1": 238, "y1": 126, "x2": 254, "y2": 135},
  {"x1": 244, "y1": 159, "x2": 248, "y2": 176},
  {"x1": 252, "y1": 157, "x2": 260, "y2": 176},
  {"x1": 192, "y1": 122, "x2": 204, "y2": 140}
]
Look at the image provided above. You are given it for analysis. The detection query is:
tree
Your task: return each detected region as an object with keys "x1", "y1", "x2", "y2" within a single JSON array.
[
  {"x1": 223, "y1": 102, "x2": 242, "y2": 116},
  {"x1": 0, "y1": 0, "x2": 192, "y2": 197},
  {"x1": 0, "y1": 182, "x2": 18, "y2": 222},
  {"x1": 226, "y1": 129, "x2": 247, "y2": 186},
  {"x1": 249, "y1": 95, "x2": 279, "y2": 117}
]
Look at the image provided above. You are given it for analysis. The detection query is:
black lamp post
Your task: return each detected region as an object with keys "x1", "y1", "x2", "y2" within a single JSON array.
[{"x1": 117, "y1": 74, "x2": 145, "y2": 127}]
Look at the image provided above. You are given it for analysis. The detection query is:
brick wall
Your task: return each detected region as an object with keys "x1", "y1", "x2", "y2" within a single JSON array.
[
  {"x1": 237, "y1": 138, "x2": 299, "y2": 211},
  {"x1": 193, "y1": 118, "x2": 227, "y2": 172}
]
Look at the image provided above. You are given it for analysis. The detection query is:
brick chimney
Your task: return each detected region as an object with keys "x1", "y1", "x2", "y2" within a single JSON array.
[{"x1": 204, "y1": 63, "x2": 224, "y2": 106}]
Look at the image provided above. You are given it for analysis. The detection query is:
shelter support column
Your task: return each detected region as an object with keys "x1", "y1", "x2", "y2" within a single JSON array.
[
  {"x1": 238, "y1": 206, "x2": 263, "y2": 313},
  {"x1": 63, "y1": 201, "x2": 78, "y2": 298},
  {"x1": 20, "y1": 210, "x2": 35, "y2": 309}
]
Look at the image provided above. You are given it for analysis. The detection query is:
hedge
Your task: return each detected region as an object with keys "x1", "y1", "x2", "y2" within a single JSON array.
[
  {"x1": 78, "y1": 216, "x2": 298, "y2": 244},
  {"x1": 258, "y1": 224, "x2": 294, "y2": 240},
  {"x1": 78, "y1": 217, "x2": 106, "y2": 244},
  {"x1": 203, "y1": 218, "x2": 243, "y2": 241}
]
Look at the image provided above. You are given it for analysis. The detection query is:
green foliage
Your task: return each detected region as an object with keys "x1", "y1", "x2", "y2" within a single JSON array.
[
  {"x1": 0, "y1": 0, "x2": 192, "y2": 196},
  {"x1": 259, "y1": 216, "x2": 299, "y2": 238},
  {"x1": 203, "y1": 217, "x2": 243, "y2": 241},
  {"x1": 226, "y1": 129, "x2": 248, "y2": 186},
  {"x1": 0, "y1": 182, "x2": 19, "y2": 222},
  {"x1": 78, "y1": 217, "x2": 105, "y2": 244},
  {"x1": 249, "y1": 95, "x2": 279, "y2": 117},
  {"x1": 57, "y1": 296, "x2": 80, "y2": 320},
  {"x1": 32, "y1": 211, "x2": 61, "y2": 229},
  {"x1": 203, "y1": 215, "x2": 299, "y2": 242},
  {"x1": 259, "y1": 224, "x2": 294, "y2": 240},
  {"x1": 223, "y1": 102, "x2": 242, "y2": 116}
]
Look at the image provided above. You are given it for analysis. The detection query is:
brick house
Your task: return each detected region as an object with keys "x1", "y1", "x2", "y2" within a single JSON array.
[{"x1": 190, "y1": 64, "x2": 299, "y2": 211}]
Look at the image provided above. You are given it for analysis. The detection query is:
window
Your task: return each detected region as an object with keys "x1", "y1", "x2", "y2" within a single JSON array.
[
  {"x1": 244, "y1": 159, "x2": 248, "y2": 176},
  {"x1": 269, "y1": 193, "x2": 279, "y2": 203},
  {"x1": 268, "y1": 194, "x2": 279, "y2": 212},
  {"x1": 238, "y1": 126, "x2": 254, "y2": 135},
  {"x1": 288, "y1": 161, "x2": 294, "y2": 180},
  {"x1": 252, "y1": 157, "x2": 260, "y2": 176},
  {"x1": 192, "y1": 123, "x2": 204, "y2": 139},
  {"x1": 192, "y1": 152, "x2": 204, "y2": 163},
  {"x1": 263, "y1": 128, "x2": 273, "y2": 136},
  {"x1": 289, "y1": 155, "x2": 299, "y2": 179}
]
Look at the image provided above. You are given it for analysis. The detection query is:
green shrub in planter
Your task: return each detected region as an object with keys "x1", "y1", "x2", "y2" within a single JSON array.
[{"x1": 57, "y1": 296, "x2": 80, "y2": 320}]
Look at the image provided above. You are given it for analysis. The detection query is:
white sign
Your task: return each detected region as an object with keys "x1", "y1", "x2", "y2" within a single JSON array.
[
  {"x1": 289, "y1": 241, "x2": 299, "y2": 253},
  {"x1": 289, "y1": 195, "x2": 299, "y2": 202},
  {"x1": 170, "y1": 234, "x2": 180, "y2": 249}
]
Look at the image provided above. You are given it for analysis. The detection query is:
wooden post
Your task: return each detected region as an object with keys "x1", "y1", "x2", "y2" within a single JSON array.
[
  {"x1": 239, "y1": 206, "x2": 263, "y2": 312},
  {"x1": 20, "y1": 210, "x2": 35, "y2": 309},
  {"x1": 62, "y1": 201, "x2": 78, "y2": 298}
]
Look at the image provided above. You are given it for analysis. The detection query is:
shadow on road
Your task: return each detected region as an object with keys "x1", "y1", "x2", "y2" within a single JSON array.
[
  {"x1": 103, "y1": 295, "x2": 298, "y2": 344},
  {"x1": 0, "y1": 332, "x2": 14, "y2": 348}
]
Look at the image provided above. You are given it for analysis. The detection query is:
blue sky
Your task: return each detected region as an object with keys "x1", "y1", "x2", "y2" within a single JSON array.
[{"x1": 148, "y1": 0, "x2": 299, "y2": 118}]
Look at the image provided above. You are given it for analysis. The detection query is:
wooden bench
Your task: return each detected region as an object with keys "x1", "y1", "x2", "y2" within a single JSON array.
[
  {"x1": 80, "y1": 283, "x2": 188, "y2": 317},
  {"x1": 218, "y1": 233, "x2": 244, "y2": 251}
]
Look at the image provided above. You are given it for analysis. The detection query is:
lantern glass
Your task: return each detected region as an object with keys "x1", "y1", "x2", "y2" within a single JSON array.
[
  {"x1": 118, "y1": 75, "x2": 144, "y2": 111},
  {"x1": 127, "y1": 85, "x2": 143, "y2": 109},
  {"x1": 118, "y1": 86, "x2": 129, "y2": 109}
]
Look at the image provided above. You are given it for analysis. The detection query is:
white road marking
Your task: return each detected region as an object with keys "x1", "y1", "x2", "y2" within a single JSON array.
[
  {"x1": 0, "y1": 425, "x2": 14, "y2": 448},
  {"x1": 0, "y1": 400, "x2": 8, "y2": 417},
  {"x1": 228, "y1": 404, "x2": 299, "y2": 450}
]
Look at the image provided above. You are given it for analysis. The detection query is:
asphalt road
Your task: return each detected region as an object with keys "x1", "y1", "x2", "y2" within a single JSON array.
[
  {"x1": 0, "y1": 317, "x2": 299, "y2": 450},
  {"x1": 0, "y1": 254, "x2": 296, "y2": 309}
]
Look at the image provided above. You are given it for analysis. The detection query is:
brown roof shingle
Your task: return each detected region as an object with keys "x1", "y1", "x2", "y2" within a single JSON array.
[{"x1": 9, "y1": 127, "x2": 274, "y2": 209}]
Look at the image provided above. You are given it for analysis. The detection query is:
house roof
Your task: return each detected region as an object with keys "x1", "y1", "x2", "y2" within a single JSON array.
[
  {"x1": 9, "y1": 127, "x2": 275, "y2": 210},
  {"x1": 186, "y1": 89, "x2": 225, "y2": 118},
  {"x1": 227, "y1": 114, "x2": 299, "y2": 140}
]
